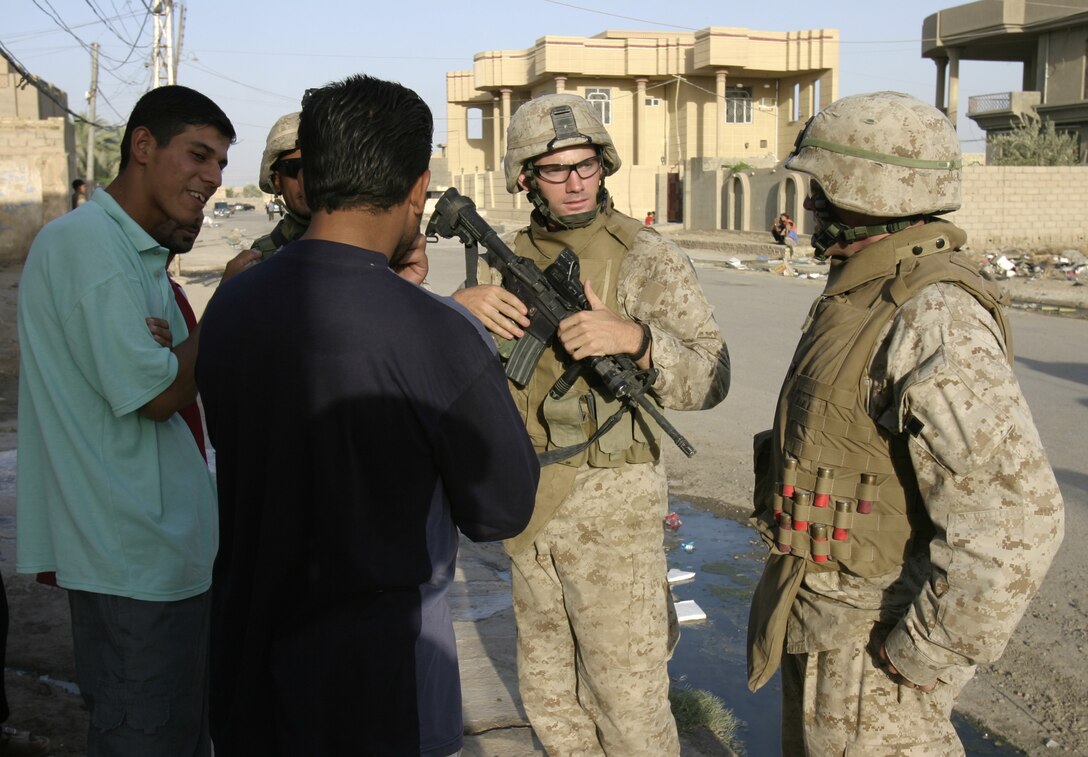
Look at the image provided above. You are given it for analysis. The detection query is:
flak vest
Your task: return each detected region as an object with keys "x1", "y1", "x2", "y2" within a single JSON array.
[
  {"x1": 251, "y1": 212, "x2": 309, "y2": 260},
  {"x1": 502, "y1": 209, "x2": 664, "y2": 554},
  {"x1": 747, "y1": 221, "x2": 1010, "y2": 690}
]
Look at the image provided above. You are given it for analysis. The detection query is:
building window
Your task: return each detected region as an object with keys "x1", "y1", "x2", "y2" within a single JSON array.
[
  {"x1": 585, "y1": 88, "x2": 612, "y2": 125},
  {"x1": 725, "y1": 88, "x2": 752, "y2": 124},
  {"x1": 645, "y1": 97, "x2": 661, "y2": 107}
]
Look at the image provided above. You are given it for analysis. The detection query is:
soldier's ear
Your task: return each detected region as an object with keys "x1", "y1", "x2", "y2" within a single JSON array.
[
  {"x1": 271, "y1": 172, "x2": 282, "y2": 194},
  {"x1": 516, "y1": 170, "x2": 530, "y2": 193}
]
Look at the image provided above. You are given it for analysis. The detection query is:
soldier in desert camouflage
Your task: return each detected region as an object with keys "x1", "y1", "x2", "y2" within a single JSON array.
[
  {"x1": 251, "y1": 112, "x2": 309, "y2": 259},
  {"x1": 453, "y1": 93, "x2": 730, "y2": 755},
  {"x1": 747, "y1": 91, "x2": 1065, "y2": 755}
]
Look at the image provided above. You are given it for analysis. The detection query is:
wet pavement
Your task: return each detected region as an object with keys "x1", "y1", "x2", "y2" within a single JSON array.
[{"x1": 662, "y1": 499, "x2": 1026, "y2": 757}]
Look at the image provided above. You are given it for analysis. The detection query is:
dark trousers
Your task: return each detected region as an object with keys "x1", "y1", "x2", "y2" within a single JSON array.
[{"x1": 69, "y1": 590, "x2": 211, "y2": 757}]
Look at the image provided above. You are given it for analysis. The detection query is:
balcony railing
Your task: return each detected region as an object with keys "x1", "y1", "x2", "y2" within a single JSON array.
[{"x1": 968, "y1": 91, "x2": 1041, "y2": 116}]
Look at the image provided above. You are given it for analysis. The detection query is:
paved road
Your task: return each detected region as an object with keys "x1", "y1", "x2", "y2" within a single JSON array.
[{"x1": 180, "y1": 213, "x2": 1088, "y2": 753}]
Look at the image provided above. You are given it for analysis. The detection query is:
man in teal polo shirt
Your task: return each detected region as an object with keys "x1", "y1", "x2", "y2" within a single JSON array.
[{"x1": 16, "y1": 85, "x2": 251, "y2": 756}]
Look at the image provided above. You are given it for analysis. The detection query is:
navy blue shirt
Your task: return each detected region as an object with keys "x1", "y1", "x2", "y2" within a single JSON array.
[{"x1": 198, "y1": 240, "x2": 538, "y2": 757}]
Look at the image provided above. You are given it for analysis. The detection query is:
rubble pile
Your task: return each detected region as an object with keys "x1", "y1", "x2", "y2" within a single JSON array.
[{"x1": 975, "y1": 249, "x2": 1088, "y2": 284}]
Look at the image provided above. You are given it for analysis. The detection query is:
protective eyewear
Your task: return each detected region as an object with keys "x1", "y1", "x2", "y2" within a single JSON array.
[
  {"x1": 531, "y1": 155, "x2": 602, "y2": 184},
  {"x1": 274, "y1": 157, "x2": 303, "y2": 179}
]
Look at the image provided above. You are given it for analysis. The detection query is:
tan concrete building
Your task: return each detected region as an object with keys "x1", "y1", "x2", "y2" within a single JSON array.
[
  {"x1": 444, "y1": 26, "x2": 838, "y2": 226},
  {"x1": 923, "y1": 0, "x2": 1088, "y2": 161},
  {"x1": 0, "y1": 50, "x2": 76, "y2": 262}
]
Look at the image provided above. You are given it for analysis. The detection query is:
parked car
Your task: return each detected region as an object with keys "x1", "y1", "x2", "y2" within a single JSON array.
[
  {"x1": 231, "y1": 202, "x2": 256, "y2": 212},
  {"x1": 213, "y1": 201, "x2": 232, "y2": 218}
]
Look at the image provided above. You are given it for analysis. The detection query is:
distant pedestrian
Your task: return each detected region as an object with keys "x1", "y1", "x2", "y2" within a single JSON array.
[{"x1": 69, "y1": 178, "x2": 87, "y2": 210}]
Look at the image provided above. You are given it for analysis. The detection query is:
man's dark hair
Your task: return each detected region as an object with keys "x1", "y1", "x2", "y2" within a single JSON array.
[
  {"x1": 118, "y1": 85, "x2": 236, "y2": 170},
  {"x1": 299, "y1": 75, "x2": 432, "y2": 213},
  {"x1": 72, "y1": 179, "x2": 85, "y2": 191}
]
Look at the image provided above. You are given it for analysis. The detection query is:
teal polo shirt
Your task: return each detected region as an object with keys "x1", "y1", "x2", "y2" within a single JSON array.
[{"x1": 16, "y1": 190, "x2": 217, "y2": 601}]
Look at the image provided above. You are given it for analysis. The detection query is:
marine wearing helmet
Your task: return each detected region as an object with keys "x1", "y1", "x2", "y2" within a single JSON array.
[
  {"x1": 451, "y1": 92, "x2": 730, "y2": 756},
  {"x1": 252, "y1": 111, "x2": 310, "y2": 258},
  {"x1": 503, "y1": 93, "x2": 621, "y2": 230},
  {"x1": 748, "y1": 91, "x2": 1063, "y2": 755},
  {"x1": 785, "y1": 91, "x2": 962, "y2": 258}
]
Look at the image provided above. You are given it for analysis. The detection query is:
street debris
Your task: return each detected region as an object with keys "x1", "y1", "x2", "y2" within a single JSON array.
[{"x1": 976, "y1": 249, "x2": 1087, "y2": 283}]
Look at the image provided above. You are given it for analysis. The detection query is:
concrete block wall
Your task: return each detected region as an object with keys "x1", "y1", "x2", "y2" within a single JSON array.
[
  {"x1": 453, "y1": 164, "x2": 1088, "y2": 254},
  {"x1": 0, "y1": 117, "x2": 71, "y2": 263},
  {"x1": 947, "y1": 165, "x2": 1088, "y2": 251}
]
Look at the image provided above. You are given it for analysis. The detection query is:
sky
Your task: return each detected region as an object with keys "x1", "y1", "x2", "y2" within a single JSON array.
[{"x1": 3, "y1": 0, "x2": 1024, "y2": 187}]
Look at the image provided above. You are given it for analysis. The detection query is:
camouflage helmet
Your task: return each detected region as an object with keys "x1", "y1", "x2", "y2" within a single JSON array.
[
  {"x1": 258, "y1": 112, "x2": 301, "y2": 194},
  {"x1": 503, "y1": 94, "x2": 620, "y2": 194},
  {"x1": 785, "y1": 91, "x2": 961, "y2": 218}
]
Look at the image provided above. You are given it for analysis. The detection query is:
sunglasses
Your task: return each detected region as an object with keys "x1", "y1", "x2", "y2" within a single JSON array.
[{"x1": 274, "y1": 158, "x2": 303, "y2": 179}]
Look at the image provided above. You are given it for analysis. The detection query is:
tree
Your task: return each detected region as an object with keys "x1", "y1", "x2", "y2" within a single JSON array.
[
  {"x1": 241, "y1": 184, "x2": 263, "y2": 198},
  {"x1": 989, "y1": 114, "x2": 1080, "y2": 166},
  {"x1": 74, "y1": 116, "x2": 123, "y2": 185}
]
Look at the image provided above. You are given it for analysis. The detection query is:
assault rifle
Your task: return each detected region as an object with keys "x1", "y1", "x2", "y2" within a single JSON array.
[{"x1": 426, "y1": 187, "x2": 695, "y2": 461}]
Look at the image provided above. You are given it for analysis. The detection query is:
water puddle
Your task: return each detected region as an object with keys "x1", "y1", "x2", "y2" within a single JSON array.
[{"x1": 664, "y1": 499, "x2": 1024, "y2": 756}]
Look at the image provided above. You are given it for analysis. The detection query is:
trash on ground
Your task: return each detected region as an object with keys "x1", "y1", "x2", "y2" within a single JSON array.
[
  {"x1": 680, "y1": 541, "x2": 695, "y2": 553},
  {"x1": 673, "y1": 599, "x2": 707, "y2": 623},
  {"x1": 725, "y1": 257, "x2": 747, "y2": 270},
  {"x1": 663, "y1": 512, "x2": 683, "y2": 530},
  {"x1": 667, "y1": 568, "x2": 696, "y2": 584}
]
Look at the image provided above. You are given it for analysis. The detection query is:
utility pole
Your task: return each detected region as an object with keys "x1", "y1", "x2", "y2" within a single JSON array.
[
  {"x1": 85, "y1": 42, "x2": 99, "y2": 186},
  {"x1": 151, "y1": 0, "x2": 175, "y2": 88},
  {"x1": 173, "y1": 4, "x2": 186, "y2": 81}
]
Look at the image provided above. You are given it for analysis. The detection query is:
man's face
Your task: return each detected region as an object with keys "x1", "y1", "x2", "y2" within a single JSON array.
[
  {"x1": 271, "y1": 149, "x2": 310, "y2": 219},
  {"x1": 518, "y1": 145, "x2": 601, "y2": 219},
  {"x1": 143, "y1": 124, "x2": 230, "y2": 228},
  {"x1": 152, "y1": 214, "x2": 204, "y2": 254}
]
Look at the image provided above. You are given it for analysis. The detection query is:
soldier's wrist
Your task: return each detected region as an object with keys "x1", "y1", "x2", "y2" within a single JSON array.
[{"x1": 625, "y1": 321, "x2": 652, "y2": 361}]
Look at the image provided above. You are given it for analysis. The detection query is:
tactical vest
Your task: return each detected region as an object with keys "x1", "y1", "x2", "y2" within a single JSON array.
[
  {"x1": 752, "y1": 221, "x2": 1010, "y2": 578},
  {"x1": 510, "y1": 208, "x2": 663, "y2": 470},
  {"x1": 251, "y1": 212, "x2": 310, "y2": 260}
]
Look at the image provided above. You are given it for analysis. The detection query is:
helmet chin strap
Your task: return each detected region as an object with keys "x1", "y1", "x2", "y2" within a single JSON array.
[{"x1": 808, "y1": 185, "x2": 918, "y2": 260}]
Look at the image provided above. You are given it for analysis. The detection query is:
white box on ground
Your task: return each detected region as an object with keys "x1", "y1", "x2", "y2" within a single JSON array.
[{"x1": 673, "y1": 599, "x2": 706, "y2": 623}]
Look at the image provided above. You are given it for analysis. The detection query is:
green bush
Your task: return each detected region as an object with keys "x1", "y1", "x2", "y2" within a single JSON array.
[{"x1": 990, "y1": 114, "x2": 1079, "y2": 166}]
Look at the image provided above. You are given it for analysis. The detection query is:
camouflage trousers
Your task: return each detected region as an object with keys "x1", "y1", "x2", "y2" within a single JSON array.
[
  {"x1": 781, "y1": 629, "x2": 970, "y2": 756},
  {"x1": 509, "y1": 462, "x2": 679, "y2": 756}
]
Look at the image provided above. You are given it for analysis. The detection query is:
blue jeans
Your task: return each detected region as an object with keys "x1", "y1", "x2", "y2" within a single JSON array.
[{"x1": 69, "y1": 590, "x2": 211, "y2": 757}]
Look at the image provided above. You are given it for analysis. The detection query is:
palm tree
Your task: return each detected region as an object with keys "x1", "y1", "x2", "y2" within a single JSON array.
[{"x1": 74, "y1": 116, "x2": 123, "y2": 185}]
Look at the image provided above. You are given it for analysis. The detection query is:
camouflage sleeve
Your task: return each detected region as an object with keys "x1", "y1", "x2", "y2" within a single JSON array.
[
  {"x1": 879, "y1": 283, "x2": 1064, "y2": 686},
  {"x1": 616, "y1": 231, "x2": 730, "y2": 410}
]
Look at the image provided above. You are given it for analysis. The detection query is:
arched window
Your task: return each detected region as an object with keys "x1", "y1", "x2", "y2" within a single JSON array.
[
  {"x1": 585, "y1": 88, "x2": 612, "y2": 125},
  {"x1": 467, "y1": 107, "x2": 483, "y2": 140}
]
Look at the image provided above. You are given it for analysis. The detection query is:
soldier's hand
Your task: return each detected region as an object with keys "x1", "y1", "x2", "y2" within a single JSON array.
[
  {"x1": 558, "y1": 280, "x2": 649, "y2": 365},
  {"x1": 877, "y1": 644, "x2": 936, "y2": 692},
  {"x1": 452, "y1": 285, "x2": 530, "y2": 340},
  {"x1": 222, "y1": 249, "x2": 261, "y2": 284},
  {"x1": 146, "y1": 317, "x2": 173, "y2": 348}
]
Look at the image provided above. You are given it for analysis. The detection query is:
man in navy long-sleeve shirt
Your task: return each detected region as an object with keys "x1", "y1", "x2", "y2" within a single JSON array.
[{"x1": 196, "y1": 74, "x2": 539, "y2": 757}]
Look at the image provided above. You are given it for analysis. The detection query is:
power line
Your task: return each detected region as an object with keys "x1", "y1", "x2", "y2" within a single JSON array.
[
  {"x1": 0, "y1": 39, "x2": 122, "y2": 130},
  {"x1": 539, "y1": 0, "x2": 698, "y2": 31}
]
